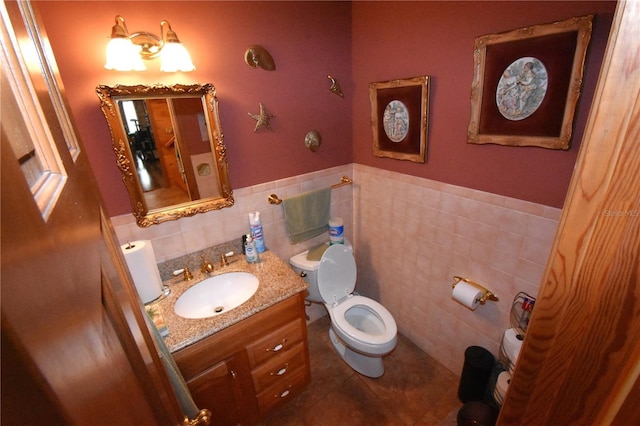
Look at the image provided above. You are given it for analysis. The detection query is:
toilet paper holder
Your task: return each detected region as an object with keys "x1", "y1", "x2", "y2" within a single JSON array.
[{"x1": 452, "y1": 276, "x2": 499, "y2": 304}]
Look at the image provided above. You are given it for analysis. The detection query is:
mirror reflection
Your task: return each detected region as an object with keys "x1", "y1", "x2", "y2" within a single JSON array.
[
  {"x1": 122, "y1": 97, "x2": 220, "y2": 209},
  {"x1": 97, "y1": 83, "x2": 233, "y2": 227}
]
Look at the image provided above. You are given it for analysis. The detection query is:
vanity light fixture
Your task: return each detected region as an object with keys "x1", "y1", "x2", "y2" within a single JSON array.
[{"x1": 105, "y1": 15, "x2": 195, "y2": 72}]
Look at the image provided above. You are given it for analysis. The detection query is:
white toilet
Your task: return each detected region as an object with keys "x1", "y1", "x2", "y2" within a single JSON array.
[{"x1": 290, "y1": 243, "x2": 397, "y2": 378}]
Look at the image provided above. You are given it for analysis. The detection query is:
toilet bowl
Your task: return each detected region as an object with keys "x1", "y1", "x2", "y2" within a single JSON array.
[{"x1": 290, "y1": 244, "x2": 397, "y2": 377}]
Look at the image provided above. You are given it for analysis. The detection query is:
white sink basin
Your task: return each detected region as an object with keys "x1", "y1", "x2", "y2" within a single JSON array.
[{"x1": 174, "y1": 272, "x2": 259, "y2": 319}]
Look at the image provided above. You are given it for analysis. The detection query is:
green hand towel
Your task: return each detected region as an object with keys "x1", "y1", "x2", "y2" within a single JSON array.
[{"x1": 283, "y1": 187, "x2": 331, "y2": 243}]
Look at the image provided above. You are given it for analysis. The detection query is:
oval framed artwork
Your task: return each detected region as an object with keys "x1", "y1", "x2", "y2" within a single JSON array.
[
  {"x1": 370, "y1": 76, "x2": 430, "y2": 163},
  {"x1": 496, "y1": 57, "x2": 548, "y2": 121},
  {"x1": 383, "y1": 100, "x2": 410, "y2": 142},
  {"x1": 467, "y1": 15, "x2": 593, "y2": 150}
]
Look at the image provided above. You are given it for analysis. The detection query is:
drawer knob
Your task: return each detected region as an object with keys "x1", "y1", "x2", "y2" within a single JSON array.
[
  {"x1": 267, "y1": 339, "x2": 287, "y2": 353},
  {"x1": 230, "y1": 370, "x2": 237, "y2": 379},
  {"x1": 271, "y1": 363, "x2": 289, "y2": 376},
  {"x1": 276, "y1": 385, "x2": 292, "y2": 399}
]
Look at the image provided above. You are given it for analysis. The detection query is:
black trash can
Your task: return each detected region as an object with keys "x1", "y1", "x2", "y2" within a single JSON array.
[
  {"x1": 457, "y1": 401, "x2": 499, "y2": 426},
  {"x1": 458, "y1": 346, "x2": 495, "y2": 403}
]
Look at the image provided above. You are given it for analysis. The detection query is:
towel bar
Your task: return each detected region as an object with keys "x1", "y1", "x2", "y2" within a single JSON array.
[{"x1": 268, "y1": 176, "x2": 353, "y2": 205}]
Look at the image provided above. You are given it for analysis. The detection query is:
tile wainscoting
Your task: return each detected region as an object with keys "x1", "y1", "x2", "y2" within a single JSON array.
[
  {"x1": 111, "y1": 165, "x2": 355, "y2": 322},
  {"x1": 112, "y1": 164, "x2": 354, "y2": 264},
  {"x1": 112, "y1": 163, "x2": 560, "y2": 374},
  {"x1": 352, "y1": 164, "x2": 560, "y2": 374}
]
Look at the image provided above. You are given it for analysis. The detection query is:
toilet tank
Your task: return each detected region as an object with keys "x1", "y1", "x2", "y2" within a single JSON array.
[
  {"x1": 289, "y1": 240, "x2": 352, "y2": 303},
  {"x1": 290, "y1": 250, "x2": 322, "y2": 302}
]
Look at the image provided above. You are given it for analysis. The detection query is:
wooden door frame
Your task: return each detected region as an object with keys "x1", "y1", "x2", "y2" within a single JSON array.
[
  {"x1": 499, "y1": 1, "x2": 640, "y2": 423},
  {"x1": 1, "y1": 1, "x2": 189, "y2": 424}
]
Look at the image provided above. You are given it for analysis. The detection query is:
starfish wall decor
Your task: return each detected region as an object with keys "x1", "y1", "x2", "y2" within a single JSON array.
[{"x1": 248, "y1": 103, "x2": 274, "y2": 132}]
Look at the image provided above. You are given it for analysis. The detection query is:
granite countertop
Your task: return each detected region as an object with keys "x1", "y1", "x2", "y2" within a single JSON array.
[{"x1": 154, "y1": 251, "x2": 308, "y2": 353}]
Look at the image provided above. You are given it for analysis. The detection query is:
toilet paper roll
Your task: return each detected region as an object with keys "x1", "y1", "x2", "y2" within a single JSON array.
[
  {"x1": 502, "y1": 328, "x2": 523, "y2": 365},
  {"x1": 121, "y1": 240, "x2": 163, "y2": 304},
  {"x1": 452, "y1": 281, "x2": 483, "y2": 310},
  {"x1": 494, "y1": 371, "x2": 511, "y2": 405}
]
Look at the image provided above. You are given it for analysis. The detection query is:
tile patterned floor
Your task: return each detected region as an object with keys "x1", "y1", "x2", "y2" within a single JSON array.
[{"x1": 259, "y1": 316, "x2": 462, "y2": 425}]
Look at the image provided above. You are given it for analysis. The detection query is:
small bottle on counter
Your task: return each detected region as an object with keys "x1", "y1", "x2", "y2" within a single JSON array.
[
  {"x1": 244, "y1": 234, "x2": 260, "y2": 263},
  {"x1": 249, "y1": 211, "x2": 266, "y2": 253}
]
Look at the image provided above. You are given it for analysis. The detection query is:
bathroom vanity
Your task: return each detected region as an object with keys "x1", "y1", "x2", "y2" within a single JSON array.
[{"x1": 154, "y1": 251, "x2": 310, "y2": 425}]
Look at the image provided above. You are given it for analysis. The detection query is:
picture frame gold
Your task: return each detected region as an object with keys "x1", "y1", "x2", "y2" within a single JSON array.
[
  {"x1": 467, "y1": 15, "x2": 593, "y2": 150},
  {"x1": 370, "y1": 76, "x2": 430, "y2": 163}
]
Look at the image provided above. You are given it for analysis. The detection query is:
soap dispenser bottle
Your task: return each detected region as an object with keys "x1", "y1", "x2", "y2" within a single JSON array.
[
  {"x1": 244, "y1": 234, "x2": 260, "y2": 263},
  {"x1": 249, "y1": 211, "x2": 266, "y2": 253}
]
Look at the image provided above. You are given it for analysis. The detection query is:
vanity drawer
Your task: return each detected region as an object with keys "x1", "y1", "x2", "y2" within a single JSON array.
[
  {"x1": 251, "y1": 341, "x2": 306, "y2": 393},
  {"x1": 246, "y1": 319, "x2": 303, "y2": 367},
  {"x1": 256, "y1": 367, "x2": 308, "y2": 414}
]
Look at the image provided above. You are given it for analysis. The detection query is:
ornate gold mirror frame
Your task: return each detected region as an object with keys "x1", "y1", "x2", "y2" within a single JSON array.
[{"x1": 96, "y1": 83, "x2": 233, "y2": 227}]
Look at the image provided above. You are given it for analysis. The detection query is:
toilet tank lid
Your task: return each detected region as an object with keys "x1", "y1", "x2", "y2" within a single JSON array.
[
  {"x1": 289, "y1": 249, "x2": 322, "y2": 271},
  {"x1": 289, "y1": 240, "x2": 352, "y2": 271}
]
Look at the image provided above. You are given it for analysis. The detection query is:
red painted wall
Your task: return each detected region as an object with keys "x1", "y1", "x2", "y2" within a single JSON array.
[
  {"x1": 34, "y1": 1, "x2": 353, "y2": 216},
  {"x1": 34, "y1": 1, "x2": 614, "y2": 215},
  {"x1": 352, "y1": 1, "x2": 616, "y2": 208}
]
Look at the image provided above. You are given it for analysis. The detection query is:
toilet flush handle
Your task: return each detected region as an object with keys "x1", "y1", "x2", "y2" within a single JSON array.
[{"x1": 299, "y1": 271, "x2": 307, "y2": 278}]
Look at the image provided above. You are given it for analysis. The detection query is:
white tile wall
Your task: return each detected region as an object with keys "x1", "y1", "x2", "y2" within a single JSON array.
[
  {"x1": 112, "y1": 164, "x2": 354, "y2": 264},
  {"x1": 112, "y1": 162, "x2": 560, "y2": 374},
  {"x1": 352, "y1": 164, "x2": 560, "y2": 374},
  {"x1": 113, "y1": 164, "x2": 354, "y2": 324}
]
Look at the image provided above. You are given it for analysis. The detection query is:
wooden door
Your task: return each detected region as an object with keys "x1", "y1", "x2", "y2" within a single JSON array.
[
  {"x1": 498, "y1": 1, "x2": 640, "y2": 424},
  {"x1": 0, "y1": 2, "x2": 184, "y2": 424}
]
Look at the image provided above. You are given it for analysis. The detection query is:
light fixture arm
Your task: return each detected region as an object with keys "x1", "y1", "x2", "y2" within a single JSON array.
[
  {"x1": 110, "y1": 15, "x2": 129, "y2": 39},
  {"x1": 127, "y1": 20, "x2": 182, "y2": 59},
  {"x1": 161, "y1": 20, "x2": 181, "y2": 44},
  {"x1": 129, "y1": 31, "x2": 163, "y2": 59}
]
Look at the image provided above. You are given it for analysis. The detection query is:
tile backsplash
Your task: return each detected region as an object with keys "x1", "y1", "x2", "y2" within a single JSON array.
[{"x1": 112, "y1": 163, "x2": 560, "y2": 374}]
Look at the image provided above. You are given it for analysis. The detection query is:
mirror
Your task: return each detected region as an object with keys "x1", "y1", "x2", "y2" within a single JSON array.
[{"x1": 96, "y1": 83, "x2": 233, "y2": 227}]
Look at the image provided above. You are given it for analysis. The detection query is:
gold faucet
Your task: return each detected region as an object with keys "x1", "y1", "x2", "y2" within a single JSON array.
[
  {"x1": 201, "y1": 255, "x2": 214, "y2": 274},
  {"x1": 220, "y1": 251, "x2": 235, "y2": 267},
  {"x1": 172, "y1": 267, "x2": 194, "y2": 281},
  {"x1": 182, "y1": 267, "x2": 193, "y2": 281}
]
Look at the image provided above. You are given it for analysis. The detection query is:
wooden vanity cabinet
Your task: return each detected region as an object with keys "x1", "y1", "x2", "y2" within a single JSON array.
[{"x1": 173, "y1": 293, "x2": 310, "y2": 425}]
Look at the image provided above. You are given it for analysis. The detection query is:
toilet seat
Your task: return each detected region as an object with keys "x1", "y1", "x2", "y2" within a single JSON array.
[
  {"x1": 328, "y1": 295, "x2": 397, "y2": 354},
  {"x1": 318, "y1": 245, "x2": 397, "y2": 354}
]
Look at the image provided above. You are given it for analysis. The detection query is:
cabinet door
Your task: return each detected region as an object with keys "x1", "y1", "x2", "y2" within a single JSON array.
[{"x1": 185, "y1": 357, "x2": 242, "y2": 426}]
